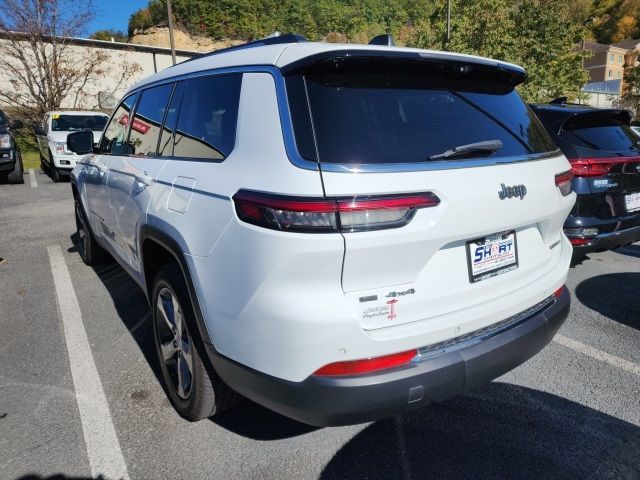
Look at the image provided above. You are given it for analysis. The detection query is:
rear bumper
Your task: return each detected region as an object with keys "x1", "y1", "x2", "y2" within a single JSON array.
[
  {"x1": 206, "y1": 289, "x2": 570, "y2": 426},
  {"x1": 569, "y1": 223, "x2": 640, "y2": 254}
]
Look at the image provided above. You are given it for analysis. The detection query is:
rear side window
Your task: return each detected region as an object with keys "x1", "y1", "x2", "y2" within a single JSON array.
[
  {"x1": 100, "y1": 93, "x2": 138, "y2": 155},
  {"x1": 287, "y1": 61, "x2": 555, "y2": 165},
  {"x1": 128, "y1": 83, "x2": 174, "y2": 156},
  {"x1": 173, "y1": 73, "x2": 242, "y2": 160}
]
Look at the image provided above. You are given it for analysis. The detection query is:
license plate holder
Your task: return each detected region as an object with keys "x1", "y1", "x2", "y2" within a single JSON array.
[
  {"x1": 466, "y1": 230, "x2": 518, "y2": 283},
  {"x1": 625, "y1": 192, "x2": 640, "y2": 212}
]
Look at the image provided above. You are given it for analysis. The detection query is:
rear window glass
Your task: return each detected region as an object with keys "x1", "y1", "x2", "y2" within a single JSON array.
[
  {"x1": 559, "y1": 122, "x2": 640, "y2": 153},
  {"x1": 288, "y1": 67, "x2": 555, "y2": 165},
  {"x1": 52, "y1": 114, "x2": 107, "y2": 132}
]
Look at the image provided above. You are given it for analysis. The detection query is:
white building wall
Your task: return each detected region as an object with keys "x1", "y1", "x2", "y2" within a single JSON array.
[{"x1": 0, "y1": 36, "x2": 195, "y2": 112}]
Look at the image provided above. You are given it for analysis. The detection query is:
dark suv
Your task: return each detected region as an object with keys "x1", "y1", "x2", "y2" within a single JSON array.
[
  {"x1": 531, "y1": 102, "x2": 640, "y2": 254},
  {"x1": 0, "y1": 109, "x2": 24, "y2": 184}
]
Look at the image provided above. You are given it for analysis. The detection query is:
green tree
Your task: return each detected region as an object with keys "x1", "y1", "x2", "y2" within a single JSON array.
[
  {"x1": 90, "y1": 29, "x2": 128, "y2": 42},
  {"x1": 513, "y1": 0, "x2": 589, "y2": 102},
  {"x1": 128, "y1": 8, "x2": 154, "y2": 36}
]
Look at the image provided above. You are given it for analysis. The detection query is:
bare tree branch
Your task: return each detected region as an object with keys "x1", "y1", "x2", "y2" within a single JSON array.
[{"x1": 0, "y1": 0, "x2": 140, "y2": 122}]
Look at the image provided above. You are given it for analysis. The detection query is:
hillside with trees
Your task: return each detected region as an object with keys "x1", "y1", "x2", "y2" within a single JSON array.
[{"x1": 124, "y1": 0, "x2": 597, "y2": 102}]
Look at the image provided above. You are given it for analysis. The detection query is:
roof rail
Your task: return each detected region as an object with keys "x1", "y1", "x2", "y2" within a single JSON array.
[{"x1": 179, "y1": 33, "x2": 308, "y2": 65}]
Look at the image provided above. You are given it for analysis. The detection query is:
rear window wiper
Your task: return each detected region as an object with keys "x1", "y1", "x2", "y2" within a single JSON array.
[{"x1": 427, "y1": 140, "x2": 503, "y2": 160}]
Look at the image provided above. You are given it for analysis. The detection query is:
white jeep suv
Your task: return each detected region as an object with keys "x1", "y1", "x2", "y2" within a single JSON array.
[{"x1": 68, "y1": 34, "x2": 574, "y2": 426}]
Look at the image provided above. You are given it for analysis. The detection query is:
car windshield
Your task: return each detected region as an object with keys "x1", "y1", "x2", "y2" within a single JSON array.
[
  {"x1": 51, "y1": 114, "x2": 108, "y2": 132},
  {"x1": 287, "y1": 59, "x2": 556, "y2": 165}
]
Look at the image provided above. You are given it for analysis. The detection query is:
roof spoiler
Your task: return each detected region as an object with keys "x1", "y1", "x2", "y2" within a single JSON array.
[
  {"x1": 281, "y1": 50, "x2": 526, "y2": 88},
  {"x1": 559, "y1": 109, "x2": 633, "y2": 134}
]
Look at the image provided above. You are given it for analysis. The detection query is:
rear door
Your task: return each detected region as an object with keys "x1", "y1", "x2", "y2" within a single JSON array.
[
  {"x1": 556, "y1": 112, "x2": 640, "y2": 218},
  {"x1": 106, "y1": 82, "x2": 177, "y2": 278},
  {"x1": 285, "y1": 56, "x2": 574, "y2": 331}
]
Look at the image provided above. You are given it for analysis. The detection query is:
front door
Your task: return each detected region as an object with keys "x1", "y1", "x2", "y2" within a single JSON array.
[
  {"x1": 82, "y1": 93, "x2": 139, "y2": 252},
  {"x1": 106, "y1": 82, "x2": 177, "y2": 279}
]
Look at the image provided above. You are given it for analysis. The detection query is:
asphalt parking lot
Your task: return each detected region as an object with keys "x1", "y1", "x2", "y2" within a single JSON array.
[{"x1": 1, "y1": 170, "x2": 639, "y2": 480}]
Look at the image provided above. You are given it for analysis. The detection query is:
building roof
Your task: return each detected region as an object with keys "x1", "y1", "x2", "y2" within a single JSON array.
[
  {"x1": 0, "y1": 30, "x2": 199, "y2": 57},
  {"x1": 613, "y1": 39, "x2": 640, "y2": 51},
  {"x1": 583, "y1": 41, "x2": 628, "y2": 53},
  {"x1": 127, "y1": 40, "x2": 526, "y2": 93}
]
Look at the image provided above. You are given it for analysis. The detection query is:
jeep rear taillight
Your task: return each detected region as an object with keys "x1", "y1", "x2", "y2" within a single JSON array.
[
  {"x1": 554, "y1": 170, "x2": 574, "y2": 196},
  {"x1": 232, "y1": 190, "x2": 440, "y2": 233}
]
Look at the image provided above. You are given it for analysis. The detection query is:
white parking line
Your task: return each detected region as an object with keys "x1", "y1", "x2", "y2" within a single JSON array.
[
  {"x1": 29, "y1": 168, "x2": 37, "y2": 188},
  {"x1": 47, "y1": 245, "x2": 129, "y2": 480},
  {"x1": 554, "y1": 334, "x2": 640, "y2": 377}
]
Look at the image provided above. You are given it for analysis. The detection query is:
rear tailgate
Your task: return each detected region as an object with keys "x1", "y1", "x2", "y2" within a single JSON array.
[
  {"x1": 321, "y1": 157, "x2": 572, "y2": 330},
  {"x1": 284, "y1": 53, "x2": 574, "y2": 330}
]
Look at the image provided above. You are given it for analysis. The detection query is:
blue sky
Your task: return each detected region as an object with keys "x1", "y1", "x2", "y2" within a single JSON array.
[{"x1": 88, "y1": 0, "x2": 150, "y2": 34}]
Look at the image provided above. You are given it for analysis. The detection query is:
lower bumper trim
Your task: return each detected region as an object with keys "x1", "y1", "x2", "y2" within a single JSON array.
[{"x1": 205, "y1": 289, "x2": 571, "y2": 426}]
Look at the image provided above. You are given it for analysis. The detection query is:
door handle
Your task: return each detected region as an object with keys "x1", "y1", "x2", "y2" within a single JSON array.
[{"x1": 135, "y1": 172, "x2": 154, "y2": 186}]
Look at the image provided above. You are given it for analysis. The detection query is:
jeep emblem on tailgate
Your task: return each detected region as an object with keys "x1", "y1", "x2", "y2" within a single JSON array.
[{"x1": 498, "y1": 183, "x2": 527, "y2": 200}]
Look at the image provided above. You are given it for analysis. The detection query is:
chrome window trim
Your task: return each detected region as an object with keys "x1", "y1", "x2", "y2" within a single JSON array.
[{"x1": 123, "y1": 65, "x2": 561, "y2": 173}]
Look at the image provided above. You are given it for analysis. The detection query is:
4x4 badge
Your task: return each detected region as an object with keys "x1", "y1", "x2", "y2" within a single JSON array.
[{"x1": 499, "y1": 183, "x2": 527, "y2": 200}]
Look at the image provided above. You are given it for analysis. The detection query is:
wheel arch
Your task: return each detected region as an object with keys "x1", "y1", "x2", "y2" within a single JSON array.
[{"x1": 140, "y1": 225, "x2": 213, "y2": 345}]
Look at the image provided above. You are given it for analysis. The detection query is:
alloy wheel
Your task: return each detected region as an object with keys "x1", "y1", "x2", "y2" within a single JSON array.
[{"x1": 156, "y1": 287, "x2": 194, "y2": 399}]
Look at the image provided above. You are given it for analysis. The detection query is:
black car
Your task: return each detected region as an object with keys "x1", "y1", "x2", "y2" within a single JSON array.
[
  {"x1": 0, "y1": 109, "x2": 24, "y2": 184},
  {"x1": 530, "y1": 102, "x2": 640, "y2": 254}
]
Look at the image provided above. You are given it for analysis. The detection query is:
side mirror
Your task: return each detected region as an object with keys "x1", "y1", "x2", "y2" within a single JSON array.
[
  {"x1": 11, "y1": 120, "x2": 23, "y2": 129},
  {"x1": 32, "y1": 124, "x2": 45, "y2": 136},
  {"x1": 67, "y1": 130, "x2": 94, "y2": 154}
]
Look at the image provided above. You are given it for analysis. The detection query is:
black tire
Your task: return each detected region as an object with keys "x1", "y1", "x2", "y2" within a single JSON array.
[
  {"x1": 152, "y1": 263, "x2": 240, "y2": 421},
  {"x1": 7, "y1": 153, "x2": 24, "y2": 184},
  {"x1": 51, "y1": 164, "x2": 61, "y2": 183},
  {"x1": 49, "y1": 150, "x2": 61, "y2": 182},
  {"x1": 40, "y1": 151, "x2": 49, "y2": 173},
  {"x1": 75, "y1": 198, "x2": 109, "y2": 265}
]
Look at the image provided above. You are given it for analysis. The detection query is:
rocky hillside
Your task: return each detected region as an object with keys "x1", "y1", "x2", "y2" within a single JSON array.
[{"x1": 129, "y1": 26, "x2": 242, "y2": 53}]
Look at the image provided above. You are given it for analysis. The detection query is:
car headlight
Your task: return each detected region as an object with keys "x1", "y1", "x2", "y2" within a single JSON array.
[
  {"x1": 0, "y1": 134, "x2": 11, "y2": 149},
  {"x1": 54, "y1": 142, "x2": 67, "y2": 155}
]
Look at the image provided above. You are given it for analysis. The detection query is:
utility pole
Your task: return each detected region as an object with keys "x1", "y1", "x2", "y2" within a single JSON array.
[
  {"x1": 167, "y1": 0, "x2": 177, "y2": 65},
  {"x1": 445, "y1": 0, "x2": 451, "y2": 49}
]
